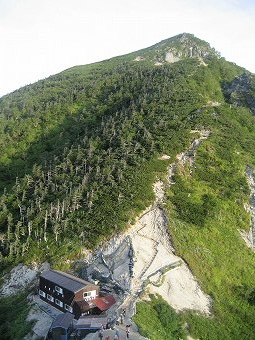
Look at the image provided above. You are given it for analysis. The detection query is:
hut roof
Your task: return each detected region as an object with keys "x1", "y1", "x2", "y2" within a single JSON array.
[
  {"x1": 51, "y1": 312, "x2": 74, "y2": 330},
  {"x1": 40, "y1": 269, "x2": 95, "y2": 293}
]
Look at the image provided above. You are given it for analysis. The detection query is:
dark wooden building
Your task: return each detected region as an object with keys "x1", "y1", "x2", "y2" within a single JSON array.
[{"x1": 39, "y1": 270, "x2": 100, "y2": 319}]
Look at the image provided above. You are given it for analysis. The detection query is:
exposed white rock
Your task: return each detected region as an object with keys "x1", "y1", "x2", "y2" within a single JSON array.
[
  {"x1": 153, "y1": 180, "x2": 165, "y2": 203},
  {"x1": 165, "y1": 51, "x2": 180, "y2": 63},
  {"x1": 159, "y1": 154, "x2": 171, "y2": 160},
  {"x1": 134, "y1": 56, "x2": 144, "y2": 62},
  {"x1": 243, "y1": 166, "x2": 255, "y2": 250},
  {"x1": 0, "y1": 262, "x2": 50, "y2": 297},
  {"x1": 0, "y1": 264, "x2": 38, "y2": 296},
  {"x1": 205, "y1": 101, "x2": 221, "y2": 107},
  {"x1": 239, "y1": 229, "x2": 254, "y2": 250},
  {"x1": 198, "y1": 56, "x2": 208, "y2": 66},
  {"x1": 147, "y1": 264, "x2": 211, "y2": 314}
]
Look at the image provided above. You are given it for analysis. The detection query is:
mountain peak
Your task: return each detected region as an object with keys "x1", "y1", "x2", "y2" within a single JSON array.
[{"x1": 132, "y1": 33, "x2": 220, "y2": 65}]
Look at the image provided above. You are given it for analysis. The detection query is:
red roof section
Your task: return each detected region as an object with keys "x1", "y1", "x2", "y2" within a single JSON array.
[{"x1": 93, "y1": 295, "x2": 116, "y2": 311}]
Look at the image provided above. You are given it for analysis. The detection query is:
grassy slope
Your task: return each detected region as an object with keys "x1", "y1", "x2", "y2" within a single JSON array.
[
  {"x1": 133, "y1": 295, "x2": 187, "y2": 340},
  {"x1": 169, "y1": 106, "x2": 255, "y2": 339}
]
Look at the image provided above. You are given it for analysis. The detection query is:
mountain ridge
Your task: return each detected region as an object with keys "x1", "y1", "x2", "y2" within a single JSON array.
[{"x1": 61, "y1": 32, "x2": 221, "y2": 75}]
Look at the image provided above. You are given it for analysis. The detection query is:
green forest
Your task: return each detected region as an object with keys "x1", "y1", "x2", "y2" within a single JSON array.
[{"x1": 0, "y1": 33, "x2": 255, "y2": 339}]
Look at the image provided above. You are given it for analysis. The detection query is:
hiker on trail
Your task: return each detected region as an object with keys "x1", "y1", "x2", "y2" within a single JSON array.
[
  {"x1": 126, "y1": 323, "x2": 132, "y2": 337},
  {"x1": 114, "y1": 329, "x2": 120, "y2": 340}
]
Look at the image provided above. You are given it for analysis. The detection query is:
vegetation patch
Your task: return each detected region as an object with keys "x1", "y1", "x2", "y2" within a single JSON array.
[
  {"x1": 0, "y1": 292, "x2": 33, "y2": 339},
  {"x1": 167, "y1": 105, "x2": 255, "y2": 339},
  {"x1": 134, "y1": 295, "x2": 187, "y2": 340}
]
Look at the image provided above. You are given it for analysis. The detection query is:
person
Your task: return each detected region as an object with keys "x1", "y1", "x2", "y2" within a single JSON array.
[
  {"x1": 126, "y1": 328, "x2": 130, "y2": 338},
  {"x1": 99, "y1": 329, "x2": 103, "y2": 339},
  {"x1": 120, "y1": 314, "x2": 123, "y2": 324},
  {"x1": 122, "y1": 308, "x2": 126, "y2": 317},
  {"x1": 114, "y1": 330, "x2": 120, "y2": 340}
]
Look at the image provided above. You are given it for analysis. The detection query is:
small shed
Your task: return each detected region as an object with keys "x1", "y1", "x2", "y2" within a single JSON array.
[{"x1": 47, "y1": 312, "x2": 74, "y2": 340}]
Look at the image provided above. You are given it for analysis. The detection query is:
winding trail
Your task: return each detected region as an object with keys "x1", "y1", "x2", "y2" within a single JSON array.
[{"x1": 84, "y1": 130, "x2": 212, "y2": 338}]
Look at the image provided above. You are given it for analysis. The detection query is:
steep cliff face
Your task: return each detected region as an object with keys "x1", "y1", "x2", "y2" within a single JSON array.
[{"x1": 224, "y1": 72, "x2": 255, "y2": 113}]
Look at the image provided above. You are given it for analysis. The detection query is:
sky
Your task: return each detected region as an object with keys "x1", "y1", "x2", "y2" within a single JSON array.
[{"x1": 0, "y1": 0, "x2": 255, "y2": 97}]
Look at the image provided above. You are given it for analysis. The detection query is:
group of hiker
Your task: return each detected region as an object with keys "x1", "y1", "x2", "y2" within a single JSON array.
[
  {"x1": 98, "y1": 308, "x2": 131, "y2": 339},
  {"x1": 115, "y1": 308, "x2": 131, "y2": 339},
  {"x1": 116, "y1": 308, "x2": 126, "y2": 325}
]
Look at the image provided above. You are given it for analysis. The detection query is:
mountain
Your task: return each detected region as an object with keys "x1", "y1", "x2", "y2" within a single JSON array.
[{"x1": 1, "y1": 33, "x2": 255, "y2": 339}]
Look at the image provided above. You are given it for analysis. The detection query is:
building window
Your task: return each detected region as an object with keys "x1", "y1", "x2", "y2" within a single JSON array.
[
  {"x1": 55, "y1": 299, "x2": 63, "y2": 307},
  {"x1": 83, "y1": 290, "x2": 97, "y2": 301},
  {"x1": 55, "y1": 286, "x2": 63, "y2": 294},
  {"x1": 65, "y1": 304, "x2": 73, "y2": 313},
  {"x1": 47, "y1": 294, "x2": 54, "y2": 302},
  {"x1": 39, "y1": 290, "x2": 46, "y2": 298}
]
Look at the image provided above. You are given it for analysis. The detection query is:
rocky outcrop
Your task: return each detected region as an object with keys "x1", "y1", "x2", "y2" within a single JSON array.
[
  {"x1": 0, "y1": 262, "x2": 50, "y2": 297},
  {"x1": 164, "y1": 34, "x2": 216, "y2": 64},
  {"x1": 241, "y1": 166, "x2": 255, "y2": 250},
  {"x1": 224, "y1": 73, "x2": 255, "y2": 114},
  {"x1": 132, "y1": 33, "x2": 220, "y2": 66}
]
